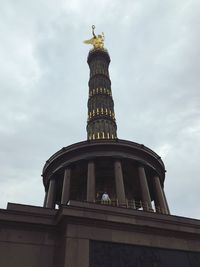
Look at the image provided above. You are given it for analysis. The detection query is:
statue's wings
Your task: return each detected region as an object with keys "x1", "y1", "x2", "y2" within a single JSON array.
[{"x1": 84, "y1": 37, "x2": 95, "y2": 45}]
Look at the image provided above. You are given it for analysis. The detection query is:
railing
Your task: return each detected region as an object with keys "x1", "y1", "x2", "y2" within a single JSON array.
[
  {"x1": 94, "y1": 199, "x2": 152, "y2": 211},
  {"x1": 68, "y1": 199, "x2": 168, "y2": 214}
]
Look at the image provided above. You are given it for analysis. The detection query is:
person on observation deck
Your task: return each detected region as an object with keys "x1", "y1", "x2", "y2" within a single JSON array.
[{"x1": 101, "y1": 192, "x2": 111, "y2": 202}]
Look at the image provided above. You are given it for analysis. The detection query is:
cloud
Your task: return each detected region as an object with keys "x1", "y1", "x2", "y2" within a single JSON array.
[{"x1": 0, "y1": 0, "x2": 199, "y2": 219}]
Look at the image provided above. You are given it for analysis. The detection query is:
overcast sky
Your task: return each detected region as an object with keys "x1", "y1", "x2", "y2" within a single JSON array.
[{"x1": 0, "y1": 0, "x2": 199, "y2": 219}]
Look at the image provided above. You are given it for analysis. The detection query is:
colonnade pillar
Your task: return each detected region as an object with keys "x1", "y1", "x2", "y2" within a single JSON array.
[
  {"x1": 61, "y1": 168, "x2": 71, "y2": 205},
  {"x1": 163, "y1": 189, "x2": 170, "y2": 214},
  {"x1": 138, "y1": 165, "x2": 153, "y2": 211},
  {"x1": 46, "y1": 178, "x2": 56, "y2": 209},
  {"x1": 114, "y1": 160, "x2": 126, "y2": 206},
  {"x1": 153, "y1": 175, "x2": 170, "y2": 214},
  {"x1": 87, "y1": 161, "x2": 95, "y2": 202},
  {"x1": 43, "y1": 191, "x2": 47, "y2": 207}
]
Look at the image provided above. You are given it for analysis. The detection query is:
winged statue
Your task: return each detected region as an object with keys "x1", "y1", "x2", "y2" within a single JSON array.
[{"x1": 84, "y1": 25, "x2": 105, "y2": 49}]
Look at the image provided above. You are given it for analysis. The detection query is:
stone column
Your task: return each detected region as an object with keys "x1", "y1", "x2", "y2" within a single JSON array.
[
  {"x1": 46, "y1": 178, "x2": 56, "y2": 209},
  {"x1": 61, "y1": 168, "x2": 71, "y2": 205},
  {"x1": 114, "y1": 160, "x2": 126, "y2": 205},
  {"x1": 153, "y1": 176, "x2": 168, "y2": 214},
  {"x1": 87, "y1": 161, "x2": 95, "y2": 202},
  {"x1": 163, "y1": 188, "x2": 170, "y2": 214},
  {"x1": 138, "y1": 165, "x2": 153, "y2": 211},
  {"x1": 43, "y1": 191, "x2": 47, "y2": 207}
]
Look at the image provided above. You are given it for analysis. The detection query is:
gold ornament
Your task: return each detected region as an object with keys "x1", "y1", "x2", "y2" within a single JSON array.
[{"x1": 84, "y1": 25, "x2": 105, "y2": 49}]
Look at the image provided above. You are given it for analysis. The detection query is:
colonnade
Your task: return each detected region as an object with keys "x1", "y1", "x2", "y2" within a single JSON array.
[{"x1": 44, "y1": 160, "x2": 170, "y2": 215}]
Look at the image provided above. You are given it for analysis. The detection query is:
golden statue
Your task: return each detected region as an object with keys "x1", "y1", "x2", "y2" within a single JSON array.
[{"x1": 84, "y1": 25, "x2": 105, "y2": 49}]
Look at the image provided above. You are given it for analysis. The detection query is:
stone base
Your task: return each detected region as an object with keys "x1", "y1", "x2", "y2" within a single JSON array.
[{"x1": 0, "y1": 201, "x2": 200, "y2": 267}]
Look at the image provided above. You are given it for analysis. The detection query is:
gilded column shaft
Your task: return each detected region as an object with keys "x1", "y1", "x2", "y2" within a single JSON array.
[{"x1": 86, "y1": 48, "x2": 117, "y2": 140}]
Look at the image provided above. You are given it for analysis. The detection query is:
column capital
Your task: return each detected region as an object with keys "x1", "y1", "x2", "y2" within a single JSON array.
[{"x1": 137, "y1": 163, "x2": 146, "y2": 169}]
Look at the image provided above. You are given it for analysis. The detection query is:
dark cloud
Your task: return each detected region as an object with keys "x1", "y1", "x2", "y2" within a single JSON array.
[{"x1": 0, "y1": 0, "x2": 199, "y2": 218}]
